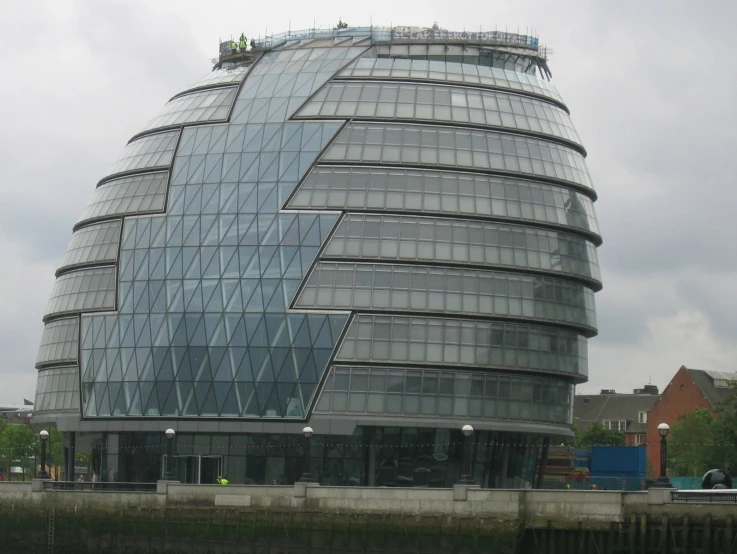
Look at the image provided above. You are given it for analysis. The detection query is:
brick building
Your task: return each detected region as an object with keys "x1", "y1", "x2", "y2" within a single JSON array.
[
  {"x1": 573, "y1": 385, "x2": 659, "y2": 447},
  {"x1": 646, "y1": 367, "x2": 736, "y2": 476}
]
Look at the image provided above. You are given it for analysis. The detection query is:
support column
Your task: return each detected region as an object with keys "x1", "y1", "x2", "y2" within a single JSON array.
[
  {"x1": 367, "y1": 427, "x2": 376, "y2": 487},
  {"x1": 64, "y1": 432, "x2": 76, "y2": 482},
  {"x1": 535, "y1": 437, "x2": 550, "y2": 489}
]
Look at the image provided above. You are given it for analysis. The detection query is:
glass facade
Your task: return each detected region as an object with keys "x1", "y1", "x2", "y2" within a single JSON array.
[
  {"x1": 288, "y1": 166, "x2": 600, "y2": 240},
  {"x1": 323, "y1": 214, "x2": 601, "y2": 286},
  {"x1": 33, "y1": 27, "x2": 600, "y2": 489},
  {"x1": 337, "y1": 58, "x2": 565, "y2": 105},
  {"x1": 297, "y1": 81, "x2": 582, "y2": 147}
]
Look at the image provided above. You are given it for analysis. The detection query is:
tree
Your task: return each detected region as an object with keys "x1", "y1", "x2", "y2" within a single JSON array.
[
  {"x1": 0, "y1": 424, "x2": 37, "y2": 481},
  {"x1": 668, "y1": 407, "x2": 715, "y2": 476},
  {"x1": 47, "y1": 428, "x2": 64, "y2": 480},
  {"x1": 576, "y1": 422, "x2": 625, "y2": 447},
  {"x1": 710, "y1": 385, "x2": 737, "y2": 474}
]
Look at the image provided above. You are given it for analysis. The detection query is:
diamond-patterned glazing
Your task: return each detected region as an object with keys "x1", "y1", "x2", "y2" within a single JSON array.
[{"x1": 77, "y1": 44, "x2": 369, "y2": 419}]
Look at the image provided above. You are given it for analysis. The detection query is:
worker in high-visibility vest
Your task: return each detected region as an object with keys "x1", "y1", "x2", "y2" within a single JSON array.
[
  {"x1": 239, "y1": 33, "x2": 247, "y2": 52},
  {"x1": 217, "y1": 475, "x2": 229, "y2": 485},
  {"x1": 231, "y1": 40, "x2": 237, "y2": 54}
]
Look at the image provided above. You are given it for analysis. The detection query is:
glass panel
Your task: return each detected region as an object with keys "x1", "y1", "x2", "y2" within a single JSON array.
[
  {"x1": 336, "y1": 314, "x2": 587, "y2": 380},
  {"x1": 139, "y1": 87, "x2": 238, "y2": 134},
  {"x1": 325, "y1": 214, "x2": 601, "y2": 286},
  {"x1": 58, "y1": 221, "x2": 122, "y2": 271},
  {"x1": 295, "y1": 262, "x2": 597, "y2": 333},
  {"x1": 338, "y1": 58, "x2": 565, "y2": 105},
  {"x1": 77, "y1": 172, "x2": 168, "y2": 225},
  {"x1": 36, "y1": 317, "x2": 80, "y2": 367},
  {"x1": 103, "y1": 130, "x2": 180, "y2": 180},
  {"x1": 287, "y1": 166, "x2": 600, "y2": 239},
  {"x1": 33, "y1": 366, "x2": 80, "y2": 414},
  {"x1": 44, "y1": 267, "x2": 117, "y2": 318},
  {"x1": 314, "y1": 365, "x2": 573, "y2": 424},
  {"x1": 322, "y1": 123, "x2": 593, "y2": 192},
  {"x1": 298, "y1": 82, "x2": 581, "y2": 147},
  {"x1": 183, "y1": 66, "x2": 250, "y2": 92}
]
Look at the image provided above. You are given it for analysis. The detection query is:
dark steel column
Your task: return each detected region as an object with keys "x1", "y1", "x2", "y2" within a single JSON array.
[{"x1": 64, "y1": 432, "x2": 76, "y2": 481}]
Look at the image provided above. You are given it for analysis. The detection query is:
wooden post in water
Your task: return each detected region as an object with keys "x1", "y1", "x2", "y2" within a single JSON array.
[
  {"x1": 704, "y1": 513, "x2": 712, "y2": 554},
  {"x1": 658, "y1": 515, "x2": 668, "y2": 554},
  {"x1": 682, "y1": 515, "x2": 689, "y2": 553},
  {"x1": 726, "y1": 515, "x2": 733, "y2": 552},
  {"x1": 629, "y1": 516, "x2": 637, "y2": 553}
]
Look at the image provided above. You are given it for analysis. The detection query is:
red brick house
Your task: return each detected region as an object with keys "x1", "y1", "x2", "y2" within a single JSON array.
[{"x1": 646, "y1": 366, "x2": 736, "y2": 476}]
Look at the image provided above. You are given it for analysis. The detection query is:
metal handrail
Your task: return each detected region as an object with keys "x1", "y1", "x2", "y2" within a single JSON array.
[
  {"x1": 672, "y1": 490, "x2": 737, "y2": 503},
  {"x1": 251, "y1": 26, "x2": 539, "y2": 50},
  {"x1": 42, "y1": 481, "x2": 157, "y2": 493}
]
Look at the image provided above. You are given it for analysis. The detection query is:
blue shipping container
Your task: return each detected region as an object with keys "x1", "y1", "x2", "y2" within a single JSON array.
[{"x1": 590, "y1": 446, "x2": 646, "y2": 478}]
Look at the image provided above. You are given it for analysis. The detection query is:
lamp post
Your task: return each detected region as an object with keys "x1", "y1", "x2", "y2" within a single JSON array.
[
  {"x1": 654, "y1": 423, "x2": 672, "y2": 488},
  {"x1": 38, "y1": 430, "x2": 50, "y2": 479},
  {"x1": 299, "y1": 427, "x2": 314, "y2": 483},
  {"x1": 458, "y1": 424, "x2": 476, "y2": 485},
  {"x1": 164, "y1": 428, "x2": 176, "y2": 480}
]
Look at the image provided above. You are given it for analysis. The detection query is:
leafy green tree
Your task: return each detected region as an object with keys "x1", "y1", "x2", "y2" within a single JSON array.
[
  {"x1": 0, "y1": 424, "x2": 36, "y2": 480},
  {"x1": 47, "y1": 428, "x2": 64, "y2": 480},
  {"x1": 710, "y1": 386, "x2": 737, "y2": 474},
  {"x1": 576, "y1": 422, "x2": 625, "y2": 447},
  {"x1": 668, "y1": 407, "x2": 715, "y2": 476}
]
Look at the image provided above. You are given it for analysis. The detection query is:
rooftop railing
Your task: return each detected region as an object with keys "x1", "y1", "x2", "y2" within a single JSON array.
[{"x1": 251, "y1": 26, "x2": 539, "y2": 50}]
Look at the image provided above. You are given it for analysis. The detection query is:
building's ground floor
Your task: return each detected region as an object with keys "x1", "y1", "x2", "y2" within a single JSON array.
[{"x1": 65, "y1": 427, "x2": 551, "y2": 489}]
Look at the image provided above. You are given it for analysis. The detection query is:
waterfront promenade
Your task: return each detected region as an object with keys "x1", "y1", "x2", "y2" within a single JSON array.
[{"x1": 1, "y1": 481, "x2": 736, "y2": 552}]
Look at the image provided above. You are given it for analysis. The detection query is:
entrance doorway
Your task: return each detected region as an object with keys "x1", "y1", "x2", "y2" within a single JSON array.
[{"x1": 163, "y1": 455, "x2": 223, "y2": 484}]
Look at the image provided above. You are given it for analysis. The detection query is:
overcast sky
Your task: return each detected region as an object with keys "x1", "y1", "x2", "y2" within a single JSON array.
[{"x1": 0, "y1": 0, "x2": 734, "y2": 405}]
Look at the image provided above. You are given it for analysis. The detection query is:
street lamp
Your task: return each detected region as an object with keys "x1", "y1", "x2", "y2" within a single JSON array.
[
  {"x1": 298, "y1": 427, "x2": 315, "y2": 483},
  {"x1": 654, "y1": 423, "x2": 672, "y2": 488},
  {"x1": 457, "y1": 424, "x2": 476, "y2": 485},
  {"x1": 38, "y1": 430, "x2": 50, "y2": 479},
  {"x1": 164, "y1": 429, "x2": 176, "y2": 480}
]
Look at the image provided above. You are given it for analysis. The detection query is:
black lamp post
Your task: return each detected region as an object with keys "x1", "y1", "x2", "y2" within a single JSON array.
[
  {"x1": 654, "y1": 423, "x2": 672, "y2": 488},
  {"x1": 298, "y1": 426, "x2": 314, "y2": 483},
  {"x1": 164, "y1": 428, "x2": 175, "y2": 480},
  {"x1": 458, "y1": 424, "x2": 476, "y2": 485},
  {"x1": 38, "y1": 430, "x2": 50, "y2": 479}
]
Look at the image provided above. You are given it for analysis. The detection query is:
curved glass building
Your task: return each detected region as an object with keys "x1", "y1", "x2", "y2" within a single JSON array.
[{"x1": 33, "y1": 26, "x2": 601, "y2": 487}]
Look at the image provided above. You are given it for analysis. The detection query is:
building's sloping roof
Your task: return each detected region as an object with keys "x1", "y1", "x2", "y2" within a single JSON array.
[
  {"x1": 686, "y1": 368, "x2": 736, "y2": 410},
  {"x1": 573, "y1": 394, "x2": 659, "y2": 433}
]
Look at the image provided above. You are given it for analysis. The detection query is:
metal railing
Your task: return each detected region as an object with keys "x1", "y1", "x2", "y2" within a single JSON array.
[
  {"x1": 42, "y1": 481, "x2": 157, "y2": 493},
  {"x1": 251, "y1": 26, "x2": 539, "y2": 51},
  {"x1": 672, "y1": 490, "x2": 737, "y2": 503}
]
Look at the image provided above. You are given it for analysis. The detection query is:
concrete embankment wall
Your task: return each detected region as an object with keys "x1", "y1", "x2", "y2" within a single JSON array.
[{"x1": 1, "y1": 482, "x2": 735, "y2": 553}]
